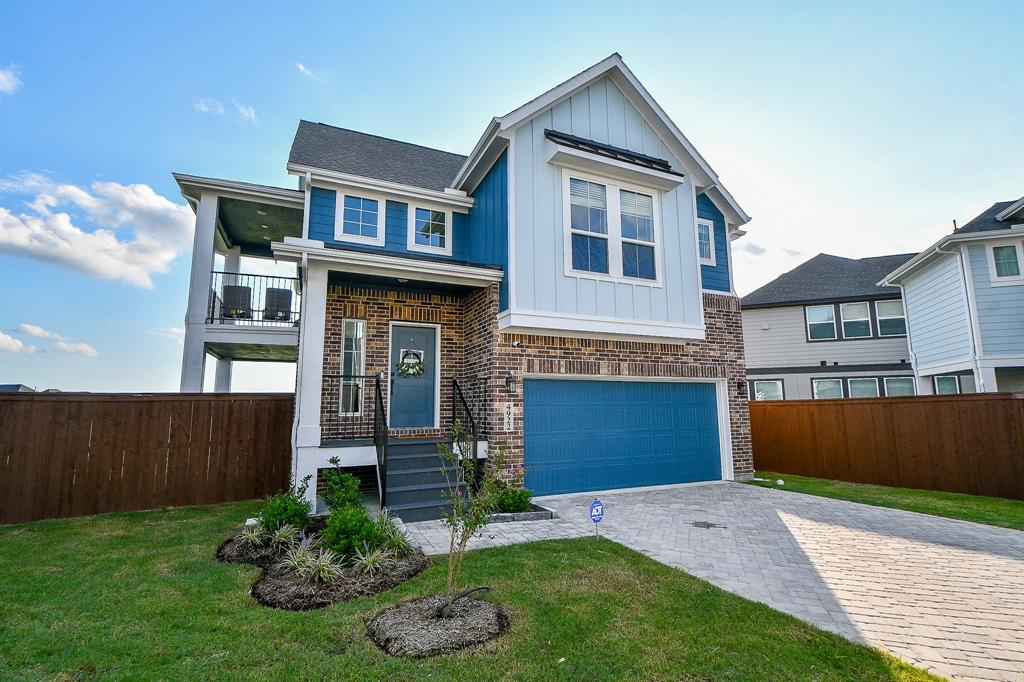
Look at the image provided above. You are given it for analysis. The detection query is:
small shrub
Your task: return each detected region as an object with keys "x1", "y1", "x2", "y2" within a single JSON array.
[
  {"x1": 260, "y1": 475, "x2": 312, "y2": 531},
  {"x1": 352, "y1": 543, "x2": 396, "y2": 576},
  {"x1": 494, "y1": 483, "x2": 533, "y2": 513},
  {"x1": 321, "y1": 457, "x2": 363, "y2": 511},
  {"x1": 237, "y1": 524, "x2": 268, "y2": 546},
  {"x1": 302, "y1": 548, "x2": 345, "y2": 582},
  {"x1": 376, "y1": 511, "x2": 412, "y2": 556},
  {"x1": 322, "y1": 505, "x2": 386, "y2": 561},
  {"x1": 278, "y1": 542, "x2": 315, "y2": 574},
  {"x1": 270, "y1": 523, "x2": 301, "y2": 547}
]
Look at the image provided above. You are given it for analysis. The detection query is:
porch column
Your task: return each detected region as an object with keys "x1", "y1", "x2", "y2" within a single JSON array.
[
  {"x1": 292, "y1": 261, "x2": 329, "y2": 507},
  {"x1": 214, "y1": 357, "x2": 232, "y2": 393},
  {"x1": 180, "y1": 192, "x2": 218, "y2": 392}
]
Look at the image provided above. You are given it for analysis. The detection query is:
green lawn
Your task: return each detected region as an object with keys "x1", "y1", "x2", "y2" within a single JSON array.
[
  {"x1": 0, "y1": 502, "x2": 938, "y2": 681},
  {"x1": 748, "y1": 471, "x2": 1024, "y2": 531}
]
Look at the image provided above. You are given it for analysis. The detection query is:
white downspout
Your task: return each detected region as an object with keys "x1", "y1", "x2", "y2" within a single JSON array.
[{"x1": 937, "y1": 242, "x2": 986, "y2": 391}]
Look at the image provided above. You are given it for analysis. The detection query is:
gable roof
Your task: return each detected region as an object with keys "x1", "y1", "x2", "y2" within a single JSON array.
[
  {"x1": 288, "y1": 121, "x2": 466, "y2": 192},
  {"x1": 955, "y1": 200, "x2": 1019, "y2": 234},
  {"x1": 742, "y1": 253, "x2": 916, "y2": 309}
]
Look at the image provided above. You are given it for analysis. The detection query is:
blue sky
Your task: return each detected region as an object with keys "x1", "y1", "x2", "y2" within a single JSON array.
[{"x1": 1, "y1": 1, "x2": 1021, "y2": 392}]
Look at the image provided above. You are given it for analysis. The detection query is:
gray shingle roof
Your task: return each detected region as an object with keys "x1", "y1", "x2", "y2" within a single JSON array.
[
  {"x1": 288, "y1": 121, "x2": 467, "y2": 192},
  {"x1": 954, "y1": 200, "x2": 1018, "y2": 234},
  {"x1": 741, "y1": 253, "x2": 917, "y2": 309}
]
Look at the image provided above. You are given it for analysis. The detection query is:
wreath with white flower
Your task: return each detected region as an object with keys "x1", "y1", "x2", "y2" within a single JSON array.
[{"x1": 396, "y1": 350, "x2": 426, "y2": 378}]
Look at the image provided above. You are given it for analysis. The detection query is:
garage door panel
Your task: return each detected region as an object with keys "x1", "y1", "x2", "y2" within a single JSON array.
[{"x1": 524, "y1": 379, "x2": 722, "y2": 496}]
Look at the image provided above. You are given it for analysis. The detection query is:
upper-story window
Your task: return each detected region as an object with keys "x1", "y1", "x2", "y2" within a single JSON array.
[
  {"x1": 336, "y1": 192, "x2": 386, "y2": 246},
  {"x1": 840, "y1": 302, "x2": 871, "y2": 338},
  {"x1": 988, "y1": 240, "x2": 1023, "y2": 285},
  {"x1": 563, "y1": 171, "x2": 661, "y2": 284},
  {"x1": 696, "y1": 219, "x2": 716, "y2": 266},
  {"x1": 806, "y1": 305, "x2": 837, "y2": 340},
  {"x1": 407, "y1": 206, "x2": 452, "y2": 256},
  {"x1": 875, "y1": 300, "x2": 907, "y2": 336}
]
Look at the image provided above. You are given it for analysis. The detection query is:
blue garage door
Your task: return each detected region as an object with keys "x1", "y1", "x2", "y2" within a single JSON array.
[{"x1": 523, "y1": 380, "x2": 721, "y2": 496}]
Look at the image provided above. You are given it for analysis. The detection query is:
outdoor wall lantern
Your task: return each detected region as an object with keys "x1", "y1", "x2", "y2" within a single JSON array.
[
  {"x1": 737, "y1": 380, "x2": 749, "y2": 399},
  {"x1": 504, "y1": 373, "x2": 517, "y2": 393}
]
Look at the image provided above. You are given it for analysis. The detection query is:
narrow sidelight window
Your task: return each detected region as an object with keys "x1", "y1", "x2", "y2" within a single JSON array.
[
  {"x1": 340, "y1": 320, "x2": 366, "y2": 414},
  {"x1": 806, "y1": 305, "x2": 837, "y2": 340},
  {"x1": 569, "y1": 178, "x2": 609, "y2": 274},
  {"x1": 696, "y1": 219, "x2": 715, "y2": 265},
  {"x1": 840, "y1": 302, "x2": 872, "y2": 338},
  {"x1": 875, "y1": 300, "x2": 907, "y2": 337}
]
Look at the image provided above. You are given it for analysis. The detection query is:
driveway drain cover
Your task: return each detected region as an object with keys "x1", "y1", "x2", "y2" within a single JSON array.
[{"x1": 690, "y1": 521, "x2": 725, "y2": 529}]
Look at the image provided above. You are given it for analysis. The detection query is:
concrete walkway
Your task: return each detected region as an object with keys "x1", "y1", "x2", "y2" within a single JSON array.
[{"x1": 405, "y1": 482, "x2": 1024, "y2": 681}]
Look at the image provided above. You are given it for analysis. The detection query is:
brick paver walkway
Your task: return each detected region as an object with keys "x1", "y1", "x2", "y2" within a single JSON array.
[{"x1": 405, "y1": 482, "x2": 1024, "y2": 681}]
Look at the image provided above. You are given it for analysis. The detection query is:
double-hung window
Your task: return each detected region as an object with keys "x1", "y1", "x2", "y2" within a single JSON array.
[
  {"x1": 875, "y1": 300, "x2": 907, "y2": 336},
  {"x1": 805, "y1": 305, "x2": 837, "y2": 340},
  {"x1": 840, "y1": 302, "x2": 872, "y2": 338},
  {"x1": 339, "y1": 320, "x2": 366, "y2": 414},
  {"x1": 696, "y1": 219, "x2": 715, "y2": 266},
  {"x1": 336, "y1": 192, "x2": 386, "y2": 246},
  {"x1": 407, "y1": 206, "x2": 452, "y2": 255},
  {"x1": 564, "y1": 172, "x2": 660, "y2": 283},
  {"x1": 988, "y1": 240, "x2": 1024, "y2": 284}
]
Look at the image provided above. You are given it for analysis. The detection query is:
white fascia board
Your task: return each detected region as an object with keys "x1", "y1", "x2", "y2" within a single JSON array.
[
  {"x1": 286, "y1": 163, "x2": 474, "y2": 211},
  {"x1": 451, "y1": 118, "x2": 501, "y2": 190},
  {"x1": 995, "y1": 197, "x2": 1024, "y2": 221},
  {"x1": 879, "y1": 225, "x2": 1024, "y2": 285},
  {"x1": 702, "y1": 185, "x2": 752, "y2": 228},
  {"x1": 272, "y1": 239, "x2": 503, "y2": 288},
  {"x1": 172, "y1": 172, "x2": 305, "y2": 210},
  {"x1": 203, "y1": 325, "x2": 299, "y2": 346},
  {"x1": 498, "y1": 308, "x2": 706, "y2": 343}
]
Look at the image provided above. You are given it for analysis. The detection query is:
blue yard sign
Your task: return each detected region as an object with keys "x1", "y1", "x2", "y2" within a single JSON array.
[{"x1": 590, "y1": 499, "x2": 604, "y2": 523}]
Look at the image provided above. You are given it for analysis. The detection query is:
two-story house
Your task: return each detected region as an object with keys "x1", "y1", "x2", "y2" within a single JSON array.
[
  {"x1": 175, "y1": 54, "x2": 753, "y2": 520},
  {"x1": 742, "y1": 253, "x2": 917, "y2": 400},
  {"x1": 880, "y1": 199, "x2": 1024, "y2": 394}
]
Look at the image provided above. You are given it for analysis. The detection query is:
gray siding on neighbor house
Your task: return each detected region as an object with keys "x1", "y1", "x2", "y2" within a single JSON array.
[
  {"x1": 902, "y1": 252, "x2": 973, "y2": 369},
  {"x1": 996, "y1": 368, "x2": 1024, "y2": 392},
  {"x1": 966, "y1": 244, "x2": 1024, "y2": 357},
  {"x1": 752, "y1": 369, "x2": 916, "y2": 401},
  {"x1": 742, "y1": 306, "x2": 912, "y2": 369}
]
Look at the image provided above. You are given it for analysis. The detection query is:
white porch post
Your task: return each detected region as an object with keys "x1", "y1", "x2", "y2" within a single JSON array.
[
  {"x1": 180, "y1": 192, "x2": 219, "y2": 392},
  {"x1": 214, "y1": 357, "x2": 232, "y2": 393},
  {"x1": 293, "y1": 261, "x2": 328, "y2": 507}
]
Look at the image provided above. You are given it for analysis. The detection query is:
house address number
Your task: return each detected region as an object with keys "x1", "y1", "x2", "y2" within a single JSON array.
[{"x1": 503, "y1": 402, "x2": 514, "y2": 431}]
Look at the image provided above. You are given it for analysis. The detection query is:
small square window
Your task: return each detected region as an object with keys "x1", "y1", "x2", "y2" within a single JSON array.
[
  {"x1": 840, "y1": 302, "x2": 872, "y2": 338},
  {"x1": 993, "y1": 245, "x2": 1021, "y2": 278},
  {"x1": 848, "y1": 378, "x2": 879, "y2": 398},
  {"x1": 812, "y1": 379, "x2": 843, "y2": 399},
  {"x1": 341, "y1": 196, "x2": 379, "y2": 238},
  {"x1": 934, "y1": 376, "x2": 960, "y2": 395},
  {"x1": 884, "y1": 377, "x2": 916, "y2": 396},
  {"x1": 753, "y1": 380, "x2": 784, "y2": 401},
  {"x1": 414, "y1": 209, "x2": 446, "y2": 249}
]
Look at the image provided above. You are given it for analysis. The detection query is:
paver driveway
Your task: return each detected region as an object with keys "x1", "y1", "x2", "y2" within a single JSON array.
[{"x1": 405, "y1": 482, "x2": 1024, "y2": 681}]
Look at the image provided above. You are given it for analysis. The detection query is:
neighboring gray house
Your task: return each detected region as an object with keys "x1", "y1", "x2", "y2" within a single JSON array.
[
  {"x1": 0, "y1": 384, "x2": 34, "y2": 393},
  {"x1": 881, "y1": 199, "x2": 1024, "y2": 394},
  {"x1": 742, "y1": 253, "x2": 917, "y2": 400}
]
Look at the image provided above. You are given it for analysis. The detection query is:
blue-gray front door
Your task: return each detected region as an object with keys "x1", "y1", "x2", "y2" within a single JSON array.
[
  {"x1": 389, "y1": 325, "x2": 437, "y2": 428},
  {"x1": 523, "y1": 379, "x2": 722, "y2": 496}
]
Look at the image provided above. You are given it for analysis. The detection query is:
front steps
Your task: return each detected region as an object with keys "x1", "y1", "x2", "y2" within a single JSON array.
[{"x1": 384, "y1": 439, "x2": 453, "y2": 522}]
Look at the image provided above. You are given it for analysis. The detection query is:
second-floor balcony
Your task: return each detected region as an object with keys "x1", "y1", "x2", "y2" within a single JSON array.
[{"x1": 207, "y1": 271, "x2": 301, "y2": 326}]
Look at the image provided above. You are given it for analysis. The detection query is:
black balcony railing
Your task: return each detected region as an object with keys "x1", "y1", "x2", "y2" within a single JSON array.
[
  {"x1": 207, "y1": 271, "x2": 301, "y2": 326},
  {"x1": 321, "y1": 374, "x2": 379, "y2": 441}
]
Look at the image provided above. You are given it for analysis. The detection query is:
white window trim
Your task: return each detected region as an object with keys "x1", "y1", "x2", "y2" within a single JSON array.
[
  {"x1": 334, "y1": 190, "x2": 387, "y2": 247},
  {"x1": 985, "y1": 238, "x2": 1024, "y2": 286},
  {"x1": 812, "y1": 378, "x2": 844, "y2": 399},
  {"x1": 839, "y1": 301, "x2": 872, "y2": 339},
  {"x1": 883, "y1": 376, "x2": 916, "y2": 396},
  {"x1": 561, "y1": 168, "x2": 663, "y2": 287},
  {"x1": 847, "y1": 377, "x2": 880, "y2": 398},
  {"x1": 752, "y1": 379, "x2": 783, "y2": 401},
  {"x1": 696, "y1": 219, "x2": 716, "y2": 266},
  {"x1": 874, "y1": 299, "x2": 907, "y2": 337},
  {"x1": 339, "y1": 319, "x2": 366, "y2": 416},
  {"x1": 406, "y1": 204, "x2": 454, "y2": 256},
  {"x1": 805, "y1": 305, "x2": 837, "y2": 341},
  {"x1": 933, "y1": 375, "x2": 962, "y2": 395}
]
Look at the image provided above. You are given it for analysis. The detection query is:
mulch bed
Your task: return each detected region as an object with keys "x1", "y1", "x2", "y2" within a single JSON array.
[{"x1": 366, "y1": 594, "x2": 509, "y2": 657}]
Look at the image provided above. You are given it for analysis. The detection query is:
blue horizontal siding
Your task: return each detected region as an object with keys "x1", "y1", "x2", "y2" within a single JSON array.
[{"x1": 697, "y1": 194, "x2": 730, "y2": 293}]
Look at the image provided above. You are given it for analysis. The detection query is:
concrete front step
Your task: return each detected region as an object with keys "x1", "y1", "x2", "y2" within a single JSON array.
[{"x1": 385, "y1": 440, "x2": 450, "y2": 522}]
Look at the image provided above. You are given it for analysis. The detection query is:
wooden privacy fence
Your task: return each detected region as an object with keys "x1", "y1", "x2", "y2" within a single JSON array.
[
  {"x1": 0, "y1": 393, "x2": 294, "y2": 525},
  {"x1": 750, "y1": 393, "x2": 1024, "y2": 501}
]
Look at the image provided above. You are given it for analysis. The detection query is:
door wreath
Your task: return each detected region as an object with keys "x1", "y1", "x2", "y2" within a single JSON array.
[{"x1": 396, "y1": 349, "x2": 426, "y2": 378}]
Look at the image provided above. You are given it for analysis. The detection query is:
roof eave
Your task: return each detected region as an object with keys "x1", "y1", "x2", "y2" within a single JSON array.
[
  {"x1": 879, "y1": 225, "x2": 1024, "y2": 285},
  {"x1": 995, "y1": 197, "x2": 1024, "y2": 221},
  {"x1": 287, "y1": 163, "x2": 474, "y2": 210},
  {"x1": 171, "y1": 172, "x2": 305, "y2": 211}
]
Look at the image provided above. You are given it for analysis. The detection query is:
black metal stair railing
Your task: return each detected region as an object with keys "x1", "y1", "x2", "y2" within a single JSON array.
[
  {"x1": 452, "y1": 378, "x2": 479, "y2": 477},
  {"x1": 373, "y1": 375, "x2": 389, "y2": 509}
]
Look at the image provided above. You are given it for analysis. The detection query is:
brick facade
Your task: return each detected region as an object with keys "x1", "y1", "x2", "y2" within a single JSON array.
[{"x1": 321, "y1": 282, "x2": 753, "y2": 479}]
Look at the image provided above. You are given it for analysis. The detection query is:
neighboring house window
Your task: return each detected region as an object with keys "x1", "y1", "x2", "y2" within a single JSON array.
[
  {"x1": 696, "y1": 219, "x2": 716, "y2": 266},
  {"x1": 875, "y1": 300, "x2": 907, "y2": 337},
  {"x1": 340, "y1": 320, "x2": 366, "y2": 414},
  {"x1": 884, "y1": 377, "x2": 916, "y2": 396},
  {"x1": 562, "y1": 171, "x2": 662, "y2": 284},
  {"x1": 620, "y1": 190, "x2": 656, "y2": 280},
  {"x1": 840, "y1": 302, "x2": 872, "y2": 338},
  {"x1": 988, "y1": 241, "x2": 1024, "y2": 284},
  {"x1": 407, "y1": 206, "x2": 453, "y2": 256},
  {"x1": 336, "y1": 193, "x2": 386, "y2": 246},
  {"x1": 752, "y1": 380, "x2": 783, "y2": 401},
  {"x1": 568, "y1": 177, "x2": 609, "y2": 274},
  {"x1": 934, "y1": 375, "x2": 961, "y2": 395},
  {"x1": 806, "y1": 305, "x2": 837, "y2": 340},
  {"x1": 812, "y1": 378, "x2": 844, "y2": 399},
  {"x1": 848, "y1": 377, "x2": 879, "y2": 398}
]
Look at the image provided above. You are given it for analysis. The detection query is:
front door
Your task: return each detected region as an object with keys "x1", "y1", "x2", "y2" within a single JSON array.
[{"x1": 389, "y1": 325, "x2": 437, "y2": 428}]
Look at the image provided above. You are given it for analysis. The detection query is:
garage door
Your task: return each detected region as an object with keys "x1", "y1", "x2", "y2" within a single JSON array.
[{"x1": 523, "y1": 379, "x2": 722, "y2": 496}]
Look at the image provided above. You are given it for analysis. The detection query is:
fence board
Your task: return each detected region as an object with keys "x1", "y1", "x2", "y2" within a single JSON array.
[
  {"x1": 750, "y1": 393, "x2": 1024, "y2": 501},
  {"x1": 0, "y1": 393, "x2": 293, "y2": 524}
]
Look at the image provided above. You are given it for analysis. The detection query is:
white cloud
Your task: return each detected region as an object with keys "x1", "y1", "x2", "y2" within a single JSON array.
[
  {"x1": 231, "y1": 99, "x2": 258, "y2": 124},
  {"x1": 296, "y1": 62, "x2": 314, "y2": 78},
  {"x1": 18, "y1": 323, "x2": 63, "y2": 340},
  {"x1": 152, "y1": 326, "x2": 186, "y2": 345},
  {"x1": 736, "y1": 241, "x2": 768, "y2": 256},
  {"x1": 194, "y1": 97, "x2": 224, "y2": 115},
  {"x1": 0, "y1": 172, "x2": 194, "y2": 288},
  {"x1": 0, "y1": 331, "x2": 36, "y2": 353},
  {"x1": 0, "y1": 65, "x2": 22, "y2": 95},
  {"x1": 53, "y1": 340, "x2": 99, "y2": 357}
]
